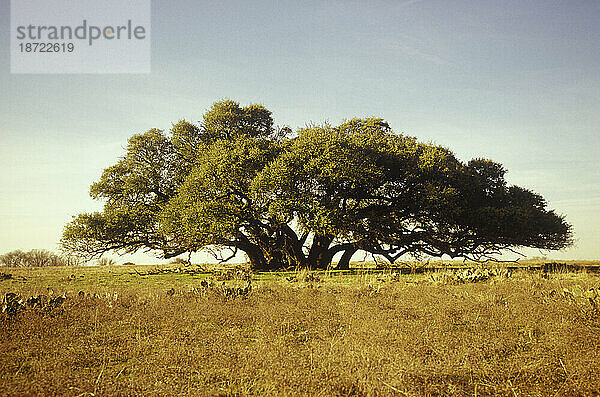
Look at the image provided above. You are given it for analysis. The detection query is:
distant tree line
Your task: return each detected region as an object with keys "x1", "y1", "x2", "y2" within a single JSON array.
[{"x1": 0, "y1": 249, "x2": 83, "y2": 267}]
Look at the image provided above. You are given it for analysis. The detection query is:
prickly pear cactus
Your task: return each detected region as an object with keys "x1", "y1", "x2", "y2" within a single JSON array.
[
  {"x1": 429, "y1": 268, "x2": 511, "y2": 285},
  {"x1": 543, "y1": 286, "x2": 600, "y2": 314}
]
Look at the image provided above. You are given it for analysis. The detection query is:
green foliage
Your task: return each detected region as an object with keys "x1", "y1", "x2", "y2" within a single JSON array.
[
  {"x1": 160, "y1": 136, "x2": 282, "y2": 255},
  {"x1": 61, "y1": 100, "x2": 573, "y2": 270},
  {"x1": 170, "y1": 120, "x2": 205, "y2": 162},
  {"x1": 202, "y1": 100, "x2": 275, "y2": 140}
]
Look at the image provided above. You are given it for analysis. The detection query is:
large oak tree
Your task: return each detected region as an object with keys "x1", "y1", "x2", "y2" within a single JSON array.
[{"x1": 61, "y1": 100, "x2": 572, "y2": 269}]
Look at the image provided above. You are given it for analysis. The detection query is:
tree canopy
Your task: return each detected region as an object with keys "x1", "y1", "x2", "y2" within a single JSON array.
[{"x1": 61, "y1": 100, "x2": 572, "y2": 269}]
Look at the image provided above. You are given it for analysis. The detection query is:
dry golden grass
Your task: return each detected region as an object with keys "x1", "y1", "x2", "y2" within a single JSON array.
[{"x1": 1, "y1": 265, "x2": 600, "y2": 396}]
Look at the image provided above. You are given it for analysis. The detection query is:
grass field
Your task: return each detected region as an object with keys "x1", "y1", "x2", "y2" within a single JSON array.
[{"x1": 2, "y1": 263, "x2": 600, "y2": 396}]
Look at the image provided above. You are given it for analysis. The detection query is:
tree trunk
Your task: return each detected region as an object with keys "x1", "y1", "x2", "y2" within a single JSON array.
[
  {"x1": 245, "y1": 245, "x2": 269, "y2": 271},
  {"x1": 280, "y1": 224, "x2": 307, "y2": 267},
  {"x1": 306, "y1": 234, "x2": 334, "y2": 269},
  {"x1": 234, "y1": 233, "x2": 270, "y2": 271},
  {"x1": 336, "y1": 247, "x2": 357, "y2": 270}
]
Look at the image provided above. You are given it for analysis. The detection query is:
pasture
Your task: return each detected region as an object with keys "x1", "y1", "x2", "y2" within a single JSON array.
[{"x1": 1, "y1": 263, "x2": 600, "y2": 396}]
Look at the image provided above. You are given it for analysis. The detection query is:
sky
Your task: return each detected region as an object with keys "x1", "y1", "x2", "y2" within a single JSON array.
[{"x1": 1, "y1": 0, "x2": 599, "y2": 264}]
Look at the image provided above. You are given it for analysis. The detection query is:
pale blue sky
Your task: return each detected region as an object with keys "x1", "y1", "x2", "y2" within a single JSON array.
[{"x1": 1, "y1": 0, "x2": 599, "y2": 263}]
